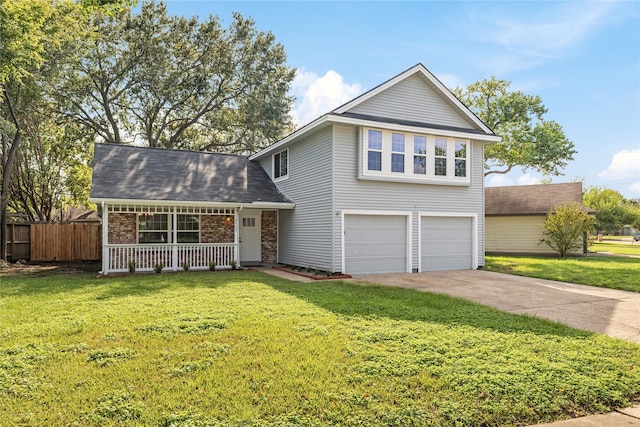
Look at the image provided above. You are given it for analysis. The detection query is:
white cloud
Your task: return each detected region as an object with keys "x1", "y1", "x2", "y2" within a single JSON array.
[
  {"x1": 598, "y1": 148, "x2": 640, "y2": 180},
  {"x1": 459, "y1": 2, "x2": 619, "y2": 73},
  {"x1": 517, "y1": 174, "x2": 541, "y2": 186},
  {"x1": 488, "y1": 2, "x2": 615, "y2": 59},
  {"x1": 290, "y1": 69, "x2": 362, "y2": 126},
  {"x1": 486, "y1": 173, "x2": 541, "y2": 187}
]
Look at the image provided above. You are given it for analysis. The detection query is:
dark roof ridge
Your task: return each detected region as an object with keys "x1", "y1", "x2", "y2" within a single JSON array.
[{"x1": 94, "y1": 143, "x2": 248, "y2": 159}]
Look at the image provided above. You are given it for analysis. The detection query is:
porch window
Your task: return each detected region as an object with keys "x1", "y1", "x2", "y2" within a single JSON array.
[
  {"x1": 138, "y1": 214, "x2": 169, "y2": 244},
  {"x1": 274, "y1": 149, "x2": 288, "y2": 180},
  {"x1": 177, "y1": 214, "x2": 200, "y2": 243}
]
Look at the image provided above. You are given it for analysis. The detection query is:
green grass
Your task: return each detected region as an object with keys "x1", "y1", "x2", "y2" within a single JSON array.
[
  {"x1": 485, "y1": 255, "x2": 640, "y2": 292},
  {"x1": 590, "y1": 241, "x2": 640, "y2": 256},
  {"x1": 1, "y1": 270, "x2": 639, "y2": 426}
]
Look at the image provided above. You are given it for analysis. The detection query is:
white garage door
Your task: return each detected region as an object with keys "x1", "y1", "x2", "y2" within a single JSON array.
[
  {"x1": 421, "y1": 216, "x2": 473, "y2": 271},
  {"x1": 344, "y1": 214, "x2": 408, "y2": 274}
]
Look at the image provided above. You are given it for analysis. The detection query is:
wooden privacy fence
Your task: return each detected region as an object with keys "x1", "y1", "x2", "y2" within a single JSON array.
[
  {"x1": 30, "y1": 223, "x2": 102, "y2": 261},
  {"x1": 6, "y1": 223, "x2": 31, "y2": 260}
]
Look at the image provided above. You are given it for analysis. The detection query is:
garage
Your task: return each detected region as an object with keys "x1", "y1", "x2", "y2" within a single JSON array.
[
  {"x1": 421, "y1": 216, "x2": 474, "y2": 271},
  {"x1": 344, "y1": 214, "x2": 409, "y2": 274}
]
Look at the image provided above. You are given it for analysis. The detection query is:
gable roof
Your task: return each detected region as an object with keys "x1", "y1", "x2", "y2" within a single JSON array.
[
  {"x1": 90, "y1": 144, "x2": 292, "y2": 207},
  {"x1": 251, "y1": 63, "x2": 501, "y2": 161},
  {"x1": 485, "y1": 183, "x2": 593, "y2": 216}
]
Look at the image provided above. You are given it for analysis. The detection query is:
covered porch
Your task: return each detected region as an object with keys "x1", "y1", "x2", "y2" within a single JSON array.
[{"x1": 100, "y1": 202, "x2": 281, "y2": 275}]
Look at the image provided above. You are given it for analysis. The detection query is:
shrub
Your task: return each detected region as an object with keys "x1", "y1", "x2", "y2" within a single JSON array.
[
  {"x1": 153, "y1": 263, "x2": 164, "y2": 274},
  {"x1": 209, "y1": 261, "x2": 216, "y2": 271},
  {"x1": 230, "y1": 260, "x2": 237, "y2": 270},
  {"x1": 181, "y1": 262, "x2": 190, "y2": 272},
  {"x1": 539, "y1": 203, "x2": 595, "y2": 258},
  {"x1": 127, "y1": 261, "x2": 136, "y2": 273}
]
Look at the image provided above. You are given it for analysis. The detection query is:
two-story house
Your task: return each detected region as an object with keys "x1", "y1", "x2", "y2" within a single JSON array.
[{"x1": 90, "y1": 63, "x2": 501, "y2": 275}]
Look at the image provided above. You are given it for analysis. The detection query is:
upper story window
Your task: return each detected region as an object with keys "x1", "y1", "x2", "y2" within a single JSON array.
[
  {"x1": 413, "y1": 136, "x2": 426, "y2": 175},
  {"x1": 273, "y1": 149, "x2": 288, "y2": 180},
  {"x1": 367, "y1": 130, "x2": 382, "y2": 171},
  {"x1": 361, "y1": 127, "x2": 470, "y2": 184},
  {"x1": 434, "y1": 138, "x2": 447, "y2": 176},
  {"x1": 391, "y1": 133, "x2": 405, "y2": 173},
  {"x1": 455, "y1": 141, "x2": 467, "y2": 177}
]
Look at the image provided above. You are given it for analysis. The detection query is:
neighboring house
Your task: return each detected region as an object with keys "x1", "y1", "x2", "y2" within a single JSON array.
[
  {"x1": 485, "y1": 182, "x2": 593, "y2": 255},
  {"x1": 90, "y1": 63, "x2": 501, "y2": 275}
]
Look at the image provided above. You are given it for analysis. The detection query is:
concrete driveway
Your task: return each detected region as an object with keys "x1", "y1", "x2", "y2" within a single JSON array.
[{"x1": 352, "y1": 270, "x2": 640, "y2": 343}]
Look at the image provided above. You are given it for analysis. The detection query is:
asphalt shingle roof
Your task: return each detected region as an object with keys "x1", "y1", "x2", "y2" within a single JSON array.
[
  {"x1": 90, "y1": 144, "x2": 291, "y2": 204},
  {"x1": 485, "y1": 182, "x2": 591, "y2": 216}
]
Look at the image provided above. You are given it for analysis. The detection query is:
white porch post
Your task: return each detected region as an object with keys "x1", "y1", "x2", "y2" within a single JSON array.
[
  {"x1": 172, "y1": 209, "x2": 178, "y2": 271},
  {"x1": 234, "y1": 208, "x2": 240, "y2": 267},
  {"x1": 101, "y1": 201, "x2": 109, "y2": 275}
]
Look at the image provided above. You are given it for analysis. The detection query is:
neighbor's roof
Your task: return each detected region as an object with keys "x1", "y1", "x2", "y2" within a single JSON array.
[
  {"x1": 90, "y1": 144, "x2": 292, "y2": 206},
  {"x1": 485, "y1": 183, "x2": 594, "y2": 216}
]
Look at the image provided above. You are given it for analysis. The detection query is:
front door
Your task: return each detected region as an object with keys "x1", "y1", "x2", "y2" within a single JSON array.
[{"x1": 239, "y1": 211, "x2": 261, "y2": 263}]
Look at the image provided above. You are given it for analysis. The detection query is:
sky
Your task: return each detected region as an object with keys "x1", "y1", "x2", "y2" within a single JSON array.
[{"x1": 163, "y1": 0, "x2": 640, "y2": 199}]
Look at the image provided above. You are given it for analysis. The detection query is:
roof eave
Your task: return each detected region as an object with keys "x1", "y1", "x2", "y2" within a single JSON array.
[
  {"x1": 328, "y1": 114, "x2": 502, "y2": 142},
  {"x1": 89, "y1": 198, "x2": 295, "y2": 210}
]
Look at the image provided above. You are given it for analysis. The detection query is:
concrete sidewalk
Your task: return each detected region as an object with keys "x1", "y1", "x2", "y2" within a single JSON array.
[{"x1": 255, "y1": 267, "x2": 640, "y2": 426}]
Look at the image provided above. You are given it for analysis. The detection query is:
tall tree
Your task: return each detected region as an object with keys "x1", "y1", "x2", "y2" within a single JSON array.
[
  {"x1": 583, "y1": 186, "x2": 639, "y2": 234},
  {"x1": 1, "y1": 0, "x2": 83, "y2": 260},
  {"x1": 59, "y1": 1, "x2": 296, "y2": 153},
  {"x1": 453, "y1": 77, "x2": 576, "y2": 177}
]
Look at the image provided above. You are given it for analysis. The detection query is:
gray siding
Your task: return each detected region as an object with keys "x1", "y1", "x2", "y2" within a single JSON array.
[
  {"x1": 259, "y1": 127, "x2": 334, "y2": 270},
  {"x1": 332, "y1": 125, "x2": 486, "y2": 271},
  {"x1": 348, "y1": 74, "x2": 476, "y2": 129}
]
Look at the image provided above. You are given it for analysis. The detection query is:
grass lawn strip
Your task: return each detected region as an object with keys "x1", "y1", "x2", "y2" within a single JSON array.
[
  {"x1": 1, "y1": 271, "x2": 638, "y2": 426},
  {"x1": 485, "y1": 255, "x2": 640, "y2": 293}
]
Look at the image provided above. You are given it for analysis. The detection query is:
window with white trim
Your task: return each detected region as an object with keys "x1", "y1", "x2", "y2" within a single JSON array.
[
  {"x1": 434, "y1": 138, "x2": 447, "y2": 176},
  {"x1": 454, "y1": 141, "x2": 467, "y2": 177},
  {"x1": 138, "y1": 214, "x2": 169, "y2": 244},
  {"x1": 391, "y1": 133, "x2": 405, "y2": 173},
  {"x1": 137, "y1": 214, "x2": 200, "y2": 244},
  {"x1": 367, "y1": 130, "x2": 382, "y2": 171},
  {"x1": 177, "y1": 214, "x2": 200, "y2": 243},
  {"x1": 361, "y1": 127, "x2": 470, "y2": 183},
  {"x1": 413, "y1": 135, "x2": 427, "y2": 174},
  {"x1": 273, "y1": 149, "x2": 288, "y2": 180}
]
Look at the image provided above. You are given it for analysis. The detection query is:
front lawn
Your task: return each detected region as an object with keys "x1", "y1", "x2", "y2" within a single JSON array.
[
  {"x1": 590, "y1": 241, "x2": 640, "y2": 256},
  {"x1": 1, "y1": 270, "x2": 639, "y2": 426},
  {"x1": 485, "y1": 255, "x2": 640, "y2": 293}
]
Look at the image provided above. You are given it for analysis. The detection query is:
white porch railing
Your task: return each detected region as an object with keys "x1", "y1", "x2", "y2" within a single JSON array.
[{"x1": 105, "y1": 243, "x2": 237, "y2": 274}]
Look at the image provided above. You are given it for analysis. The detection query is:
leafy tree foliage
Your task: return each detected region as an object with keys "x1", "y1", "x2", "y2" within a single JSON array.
[
  {"x1": 453, "y1": 77, "x2": 576, "y2": 177},
  {"x1": 59, "y1": 1, "x2": 295, "y2": 152},
  {"x1": 1, "y1": 0, "x2": 84, "y2": 259},
  {"x1": 583, "y1": 186, "x2": 640, "y2": 233},
  {"x1": 8, "y1": 120, "x2": 93, "y2": 221},
  {"x1": 539, "y1": 203, "x2": 594, "y2": 258}
]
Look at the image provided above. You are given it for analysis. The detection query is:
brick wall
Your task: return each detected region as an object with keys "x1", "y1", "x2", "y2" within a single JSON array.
[
  {"x1": 108, "y1": 213, "x2": 136, "y2": 244},
  {"x1": 201, "y1": 215, "x2": 235, "y2": 243},
  {"x1": 261, "y1": 211, "x2": 277, "y2": 263}
]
